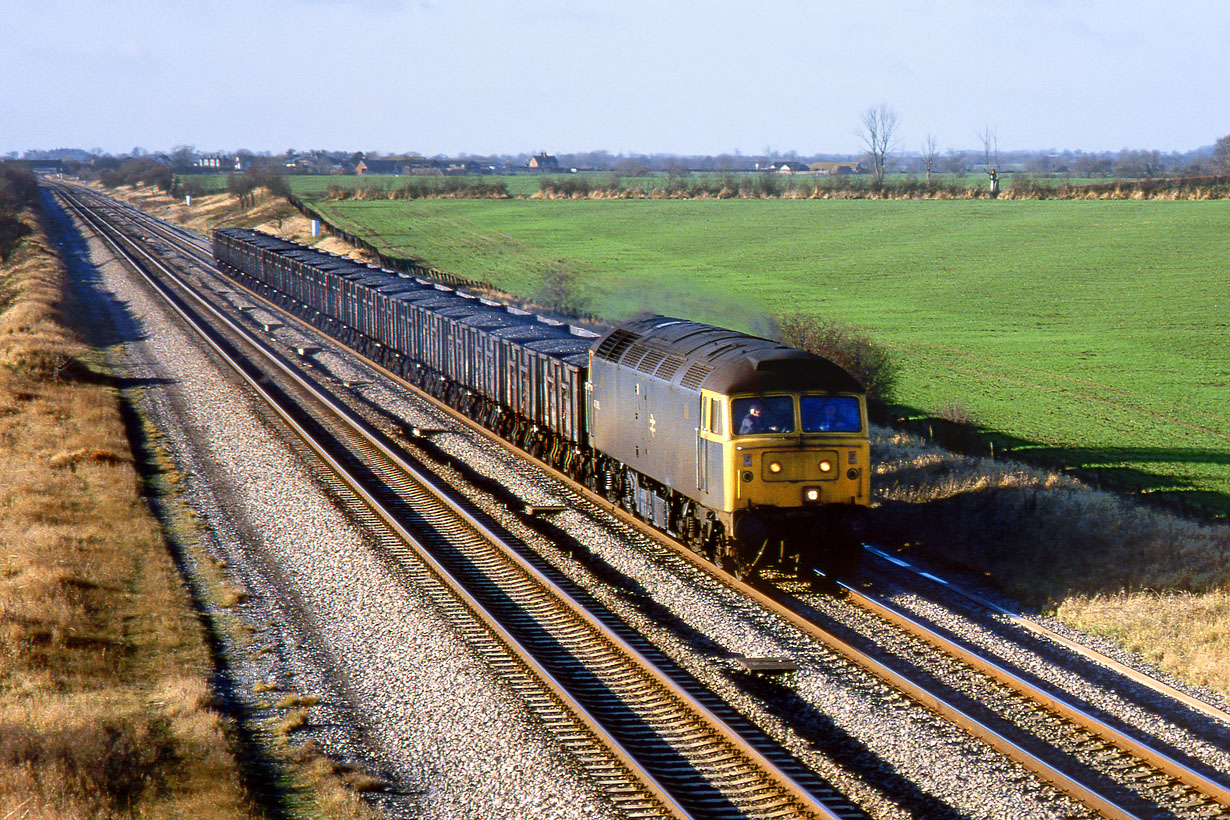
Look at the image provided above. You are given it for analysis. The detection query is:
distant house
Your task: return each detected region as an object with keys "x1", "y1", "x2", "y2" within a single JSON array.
[
  {"x1": 773, "y1": 161, "x2": 812, "y2": 174},
  {"x1": 527, "y1": 152, "x2": 559, "y2": 170},
  {"x1": 355, "y1": 158, "x2": 403, "y2": 175},
  {"x1": 354, "y1": 156, "x2": 436, "y2": 175},
  {"x1": 442, "y1": 160, "x2": 487, "y2": 175},
  {"x1": 807, "y1": 161, "x2": 863, "y2": 175},
  {"x1": 194, "y1": 154, "x2": 240, "y2": 172}
]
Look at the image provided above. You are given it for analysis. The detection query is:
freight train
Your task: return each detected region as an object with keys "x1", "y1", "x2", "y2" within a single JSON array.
[{"x1": 212, "y1": 228, "x2": 870, "y2": 578}]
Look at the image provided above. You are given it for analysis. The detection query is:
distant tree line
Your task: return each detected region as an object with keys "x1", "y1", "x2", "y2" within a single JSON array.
[
  {"x1": 96, "y1": 157, "x2": 174, "y2": 193},
  {"x1": 531, "y1": 172, "x2": 1230, "y2": 200},
  {"x1": 34, "y1": 131, "x2": 1230, "y2": 201},
  {"x1": 323, "y1": 177, "x2": 509, "y2": 201}
]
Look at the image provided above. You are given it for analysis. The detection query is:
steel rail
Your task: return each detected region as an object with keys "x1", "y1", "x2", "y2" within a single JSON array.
[
  {"x1": 56, "y1": 184, "x2": 856, "y2": 820},
  {"x1": 837, "y1": 579, "x2": 1230, "y2": 808},
  {"x1": 864, "y1": 544, "x2": 1230, "y2": 727}
]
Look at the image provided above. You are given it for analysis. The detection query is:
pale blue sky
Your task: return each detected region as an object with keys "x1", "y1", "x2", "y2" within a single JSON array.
[{"x1": 4, "y1": 0, "x2": 1227, "y2": 157}]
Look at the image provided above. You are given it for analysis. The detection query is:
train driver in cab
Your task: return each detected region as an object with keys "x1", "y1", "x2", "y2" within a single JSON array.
[{"x1": 735, "y1": 397, "x2": 791, "y2": 435}]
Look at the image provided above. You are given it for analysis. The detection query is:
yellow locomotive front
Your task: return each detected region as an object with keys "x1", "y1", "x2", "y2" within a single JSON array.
[{"x1": 709, "y1": 390, "x2": 871, "y2": 575}]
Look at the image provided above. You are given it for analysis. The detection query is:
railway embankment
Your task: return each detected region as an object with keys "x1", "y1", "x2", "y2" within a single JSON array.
[
  {"x1": 94, "y1": 179, "x2": 1230, "y2": 699},
  {"x1": 0, "y1": 186, "x2": 387, "y2": 819},
  {"x1": 0, "y1": 199, "x2": 256, "y2": 818}
]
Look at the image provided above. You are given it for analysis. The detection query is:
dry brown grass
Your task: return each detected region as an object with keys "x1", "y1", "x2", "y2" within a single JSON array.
[
  {"x1": 285, "y1": 741, "x2": 386, "y2": 817},
  {"x1": 0, "y1": 209, "x2": 256, "y2": 819},
  {"x1": 97, "y1": 183, "x2": 379, "y2": 268},
  {"x1": 1056, "y1": 591, "x2": 1230, "y2": 689},
  {"x1": 872, "y1": 428, "x2": 1230, "y2": 692},
  {"x1": 276, "y1": 694, "x2": 322, "y2": 710},
  {"x1": 88, "y1": 181, "x2": 298, "y2": 239}
]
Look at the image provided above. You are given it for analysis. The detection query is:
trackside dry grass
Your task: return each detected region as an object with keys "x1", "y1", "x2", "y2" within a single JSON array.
[
  {"x1": 872, "y1": 429, "x2": 1230, "y2": 691},
  {"x1": 0, "y1": 210, "x2": 256, "y2": 819}
]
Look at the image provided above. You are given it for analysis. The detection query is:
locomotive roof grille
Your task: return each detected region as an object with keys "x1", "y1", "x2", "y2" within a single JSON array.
[
  {"x1": 593, "y1": 314, "x2": 865, "y2": 394},
  {"x1": 594, "y1": 328, "x2": 639, "y2": 361},
  {"x1": 654, "y1": 355, "x2": 686, "y2": 382},
  {"x1": 635, "y1": 349, "x2": 667, "y2": 374},
  {"x1": 620, "y1": 343, "x2": 651, "y2": 371},
  {"x1": 680, "y1": 363, "x2": 712, "y2": 389}
]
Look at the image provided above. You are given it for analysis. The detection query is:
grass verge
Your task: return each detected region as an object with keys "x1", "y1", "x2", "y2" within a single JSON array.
[
  {"x1": 872, "y1": 428, "x2": 1230, "y2": 691},
  {"x1": 2, "y1": 201, "x2": 382, "y2": 819},
  {"x1": 0, "y1": 207, "x2": 256, "y2": 818}
]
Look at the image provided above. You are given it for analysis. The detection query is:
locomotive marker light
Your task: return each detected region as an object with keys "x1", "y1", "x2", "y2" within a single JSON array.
[
  {"x1": 768, "y1": 461, "x2": 783, "y2": 474},
  {"x1": 819, "y1": 459, "x2": 833, "y2": 473}
]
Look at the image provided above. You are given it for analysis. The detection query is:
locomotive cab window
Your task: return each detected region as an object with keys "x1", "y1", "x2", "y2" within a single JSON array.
[
  {"x1": 800, "y1": 395, "x2": 862, "y2": 433},
  {"x1": 732, "y1": 396, "x2": 795, "y2": 436},
  {"x1": 706, "y1": 397, "x2": 725, "y2": 436}
]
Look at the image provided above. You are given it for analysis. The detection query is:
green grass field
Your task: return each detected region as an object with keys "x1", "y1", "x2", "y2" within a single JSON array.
[{"x1": 292, "y1": 195, "x2": 1230, "y2": 515}]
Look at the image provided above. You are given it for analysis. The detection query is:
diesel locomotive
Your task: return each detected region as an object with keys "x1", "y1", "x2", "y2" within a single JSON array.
[{"x1": 212, "y1": 228, "x2": 870, "y2": 578}]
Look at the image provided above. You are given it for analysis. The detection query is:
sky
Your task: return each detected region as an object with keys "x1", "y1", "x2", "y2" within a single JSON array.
[{"x1": 4, "y1": 0, "x2": 1228, "y2": 158}]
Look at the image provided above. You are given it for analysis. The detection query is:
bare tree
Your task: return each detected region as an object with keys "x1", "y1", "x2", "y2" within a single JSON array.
[
  {"x1": 1213, "y1": 134, "x2": 1230, "y2": 174},
  {"x1": 858, "y1": 104, "x2": 900, "y2": 185},
  {"x1": 921, "y1": 133, "x2": 939, "y2": 184},
  {"x1": 943, "y1": 150, "x2": 969, "y2": 175},
  {"x1": 980, "y1": 125, "x2": 1000, "y2": 196},
  {"x1": 169, "y1": 144, "x2": 196, "y2": 173},
  {"x1": 226, "y1": 173, "x2": 257, "y2": 208},
  {"x1": 1113, "y1": 149, "x2": 1164, "y2": 179}
]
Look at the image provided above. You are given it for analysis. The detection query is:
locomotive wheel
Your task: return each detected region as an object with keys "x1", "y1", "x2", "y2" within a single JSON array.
[{"x1": 715, "y1": 545, "x2": 754, "y2": 581}]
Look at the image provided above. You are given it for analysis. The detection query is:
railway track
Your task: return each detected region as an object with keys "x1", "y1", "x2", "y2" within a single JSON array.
[
  {"x1": 51, "y1": 183, "x2": 866, "y2": 819},
  {"x1": 54, "y1": 183, "x2": 1230, "y2": 820},
  {"x1": 863, "y1": 544, "x2": 1230, "y2": 728}
]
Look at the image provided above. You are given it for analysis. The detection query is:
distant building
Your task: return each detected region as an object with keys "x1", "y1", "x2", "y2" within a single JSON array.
[
  {"x1": 442, "y1": 160, "x2": 488, "y2": 175},
  {"x1": 354, "y1": 156, "x2": 432, "y2": 175},
  {"x1": 1, "y1": 158, "x2": 62, "y2": 174},
  {"x1": 773, "y1": 161, "x2": 812, "y2": 174},
  {"x1": 194, "y1": 154, "x2": 240, "y2": 172},
  {"x1": 807, "y1": 161, "x2": 863, "y2": 175},
  {"x1": 355, "y1": 158, "x2": 400, "y2": 175},
  {"x1": 527, "y1": 152, "x2": 559, "y2": 170}
]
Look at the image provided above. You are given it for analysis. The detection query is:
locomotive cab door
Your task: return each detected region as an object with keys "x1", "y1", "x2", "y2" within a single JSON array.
[{"x1": 697, "y1": 391, "x2": 727, "y2": 507}]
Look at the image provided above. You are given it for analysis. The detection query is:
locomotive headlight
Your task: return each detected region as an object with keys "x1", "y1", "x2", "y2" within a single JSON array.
[
  {"x1": 768, "y1": 461, "x2": 782, "y2": 474},
  {"x1": 804, "y1": 488, "x2": 820, "y2": 502},
  {"x1": 819, "y1": 460, "x2": 833, "y2": 473}
]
